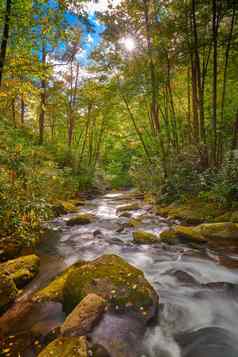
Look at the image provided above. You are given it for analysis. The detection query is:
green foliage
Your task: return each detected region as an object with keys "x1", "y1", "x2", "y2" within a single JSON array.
[{"x1": 0, "y1": 119, "x2": 78, "y2": 241}]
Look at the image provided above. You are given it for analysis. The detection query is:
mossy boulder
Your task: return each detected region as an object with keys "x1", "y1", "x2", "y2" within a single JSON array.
[
  {"x1": 0, "y1": 237, "x2": 23, "y2": 261},
  {"x1": 67, "y1": 214, "x2": 95, "y2": 226},
  {"x1": 197, "y1": 222, "x2": 238, "y2": 241},
  {"x1": 160, "y1": 226, "x2": 207, "y2": 245},
  {"x1": 61, "y1": 294, "x2": 106, "y2": 336},
  {"x1": 63, "y1": 255, "x2": 158, "y2": 323},
  {"x1": 126, "y1": 218, "x2": 142, "y2": 228},
  {"x1": 33, "y1": 261, "x2": 85, "y2": 303},
  {"x1": 38, "y1": 336, "x2": 88, "y2": 357},
  {"x1": 156, "y1": 199, "x2": 225, "y2": 224},
  {"x1": 160, "y1": 222, "x2": 238, "y2": 245},
  {"x1": 133, "y1": 230, "x2": 159, "y2": 244},
  {"x1": 0, "y1": 254, "x2": 40, "y2": 288},
  {"x1": 117, "y1": 203, "x2": 140, "y2": 213},
  {"x1": 0, "y1": 271, "x2": 17, "y2": 314},
  {"x1": 119, "y1": 211, "x2": 132, "y2": 218},
  {"x1": 215, "y1": 211, "x2": 238, "y2": 223},
  {"x1": 52, "y1": 200, "x2": 78, "y2": 216}
]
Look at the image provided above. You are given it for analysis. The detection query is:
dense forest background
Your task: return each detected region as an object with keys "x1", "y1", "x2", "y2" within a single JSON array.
[{"x1": 0, "y1": 0, "x2": 238, "y2": 241}]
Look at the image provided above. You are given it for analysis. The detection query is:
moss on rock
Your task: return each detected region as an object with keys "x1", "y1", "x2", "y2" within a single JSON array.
[
  {"x1": 63, "y1": 255, "x2": 158, "y2": 323},
  {"x1": 160, "y1": 222, "x2": 238, "y2": 245},
  {"x1": 38, "y1": 336, "x2": 88, "y2": 357},
  {"x1": 197, "y1": 222, "x2": 238, "y2": 241},
  {"x1": 0, "y1": 271, "x2": 17, "y2": 314},
  {"x1": 67, "y1": 214, "x2": 95, "y2": 226},
  {"x1": 0, "y1": 254, "x2": 40, "y2": 288},
  {"x1": 61, "y1": 293, "x2": 106, "y2": 336},
  {"x1": 52, "y1": 200, "x2": 78, "y2": 216},
  {"x1": 126, "y1": 218, "x2": 142, "y2": 228},
  {"x1": 133, "y1": 230, "x2": 159, "y2": 244},
  {"x1": 160, "y1": 226, "x2": 207, "y2": 244},
  {"x1": 156, "y1": 199, "x2": 225, "y2": 224},
  {"x1": 33, "y1": 262, "x2": 85, "y2": 303}
]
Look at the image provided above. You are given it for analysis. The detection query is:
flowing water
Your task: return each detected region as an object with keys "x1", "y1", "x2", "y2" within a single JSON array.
[{"x1": 1, "y1": 191, "x2": 238, "y2": 356}]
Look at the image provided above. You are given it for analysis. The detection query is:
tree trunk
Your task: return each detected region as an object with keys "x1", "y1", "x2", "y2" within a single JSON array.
[
  {"x1": 142, "y1": 0, "x2": 160, "y2": 135},
  {"x1": 68, "y1": 62, "x2": 79, "y2": 148},
  {"x1": 211, "y1": 0, "x2": 218, "y2": 165},
  {"x1": 39, "y1": 44, "x2": 46, "y2": 145},
  {"x1": 0, "y1": 0, "x2": 12, "y2": 86},
  {"x1": 231, "y1": 110, "x2": 238, "y2": 151},
  {"x1": 191, "y1": 0, "x2": 205, "y2": 144},
  {"x1": 217, "y1": 2, "x2": 236, "y2": 164}
]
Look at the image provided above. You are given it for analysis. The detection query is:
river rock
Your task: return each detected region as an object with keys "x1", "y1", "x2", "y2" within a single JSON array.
[
  {"x1": 176, "y1": 327, "x2": 238, "y2": 357},
  {"x1": 160, "y1": 226, "x2": 207, "y2": 245},
  {"x1": 197, "y1": 222, "x2": 238, "y2": 241},
  {"x1": 0, "y1": 254, "x2": 40, "y2": 288},
  {"x1": 61, "y1": 294, "x2": 106, "y2": 336},
  {"x1": 0, "y1": 271, "x2": 17, "y2": 314},
  {"x1": 67, "y1": 213, "x2": 95, "y2": 226},
  {"x1": 161, "y1": 223, "x2": 238, "y2": 245},
  {"x1": 156, "y1": 200, "x2": 225, "y2": 224},
  {"x1": 63, "y1": 254, "x2": 158, "y2": 323},
  {"x1": 38, "y1": 336, "x2": 88, "y2": 357},
  {"x1": 133, "y1": 230, "x2": 160, "y2": 244},
  {"x1": 117, "y1": 203, "x2": 140, "y2": 213},
  {"x1": 126, "y1": 218, "x2": 142, "y2": 228},
  {"x1": 33, "y1": 261, "x2": 85, "y2": 303},
  {"x1": 52, "y1": 200, "x2": 78, "y2": 216}
]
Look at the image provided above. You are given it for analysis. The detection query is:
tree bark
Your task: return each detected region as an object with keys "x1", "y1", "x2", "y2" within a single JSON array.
[
  {"x1": 0, "y1": 0, "x2": 12, "y2": 86},
  {"x1": 39, "y1": 44, "x2": 46, "y2": 145},
  {"x1": 217, "y1": 2, "x2": 236, "y2": 164},
  {"x1": 211, "y1": 0, "x2": 218, "y2": 164}
]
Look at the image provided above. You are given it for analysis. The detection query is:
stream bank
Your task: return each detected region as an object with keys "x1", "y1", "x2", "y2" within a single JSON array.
[{"x1": 1, "y1": 191, "x2": 238, "y2": 356}]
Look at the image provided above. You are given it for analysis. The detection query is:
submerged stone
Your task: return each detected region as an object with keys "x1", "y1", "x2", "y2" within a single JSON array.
[{"x1": 63, "y1": 254, "x2": 158, "y2": 323}]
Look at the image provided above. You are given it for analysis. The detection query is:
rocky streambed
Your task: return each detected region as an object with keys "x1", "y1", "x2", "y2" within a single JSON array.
[{"x1": 1, "y1": 191, "x2": 238, "y2": 356}]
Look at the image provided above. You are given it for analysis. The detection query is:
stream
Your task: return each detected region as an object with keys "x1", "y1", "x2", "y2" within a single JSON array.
[{"x1": 1, "y1": 191, "x2": 238, "y2": 356}]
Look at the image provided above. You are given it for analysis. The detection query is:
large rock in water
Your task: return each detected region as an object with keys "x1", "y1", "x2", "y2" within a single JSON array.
[
  {"x1": 33, "y1": 261, "x2": 85, "y2": 303},
  {"x1": 133, "y1": 230, "x2": 160, "y2": 244},
  {"x1": 63, "y1": 255, "x2": 158, "y2": 323},
  {"x1": 67, "y1": 213, "x2": 95, "y2": 226},
  {"x1": 38, "y1": 336, "x2": 88, "y2": 357},
  {"x1": 0, "y1": 271, "x2": 17, "y2": 314},
  {"x1": 0, "y1": 254, "x2": 40, "y2": 288},
  {"x1": 160, "y1": 222, "x2": 238, "y2": 245},
  {"x1": 61, "y1": 294, "x2": 106, "y2": 336},
  {"x1": 197, "y1": 222, "x2": 238, "y2": 241}
]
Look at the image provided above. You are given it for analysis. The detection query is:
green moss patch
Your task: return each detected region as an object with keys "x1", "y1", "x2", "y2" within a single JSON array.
[
  {"x1": 0, "y1": 254, "x2": 40, "y2": 288},
  {"x1": 38, "y1": 336, "x2": 88, "y2": 357},
  {"x1": 33, "y1": 261, "x2": 85, "y2": 303},
  {"x1": 63, "y1": 255, "x2": 158, "y2": 323},
  {"x1": 133, "y1": 230, "x2": 159, "y2": 244},
  {"x1": 67, "y1": 214, "x2": 95, "y2": 226}
]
